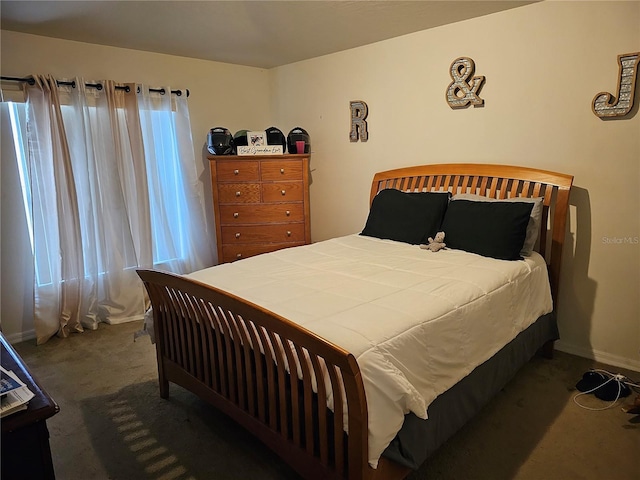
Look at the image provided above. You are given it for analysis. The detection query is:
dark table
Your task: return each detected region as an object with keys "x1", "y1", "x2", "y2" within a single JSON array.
[{"x1": 1, "y1": 333, "x2": 59, "y2": 480}]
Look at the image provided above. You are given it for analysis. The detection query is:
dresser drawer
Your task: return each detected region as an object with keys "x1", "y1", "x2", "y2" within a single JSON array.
[
  {"x1": 217, "y1": 183, "x2": 261, "y2": 203},
  {"x1": 216, "y1": 160, "x2": 259, "y2": 182},
  {"x1": 261, "y1": 160, "x2": 303, "y2": 181},
  {"x1": 221, "y1": 223, "x2": 306, "y2": 244},
  {"x1": 221, "y1": 242, "x2": 305, "y2": 262},
  {"x1": 219, "y1": 204, "x2": 305, "y2": 224},
  {"x1": 262, "y1": 182, "x2": 304, "y2": 202}
]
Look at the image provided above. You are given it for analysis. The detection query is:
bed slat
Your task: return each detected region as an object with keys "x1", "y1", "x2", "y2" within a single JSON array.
[{"x1": 311, "y1": 354, "x2": 330, "y2": 464}]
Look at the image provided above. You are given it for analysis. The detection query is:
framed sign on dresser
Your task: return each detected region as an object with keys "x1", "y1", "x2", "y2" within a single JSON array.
[{"x1": 209, "y1": 153, "x2": 311, "y2": 263}]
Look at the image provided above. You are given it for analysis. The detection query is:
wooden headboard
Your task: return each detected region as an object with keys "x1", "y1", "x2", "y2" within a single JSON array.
[{"x1": 370, "y1": 163, "x2": 574, "y2": 307}]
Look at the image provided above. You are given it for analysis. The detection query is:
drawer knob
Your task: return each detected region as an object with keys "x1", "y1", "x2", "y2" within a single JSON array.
[
  {"x1": 281, "y1": 190, "x2": 286, "y2": 196},
  {"x1": 280, "y1": 168, "x2": 285, "y2": 174},
  {"x1": 285, "y1": 210, "x2": 291, "y2": 216},
  {"x1": 287, "y1": 231, "x2": 292, "y2": 237},
  {"x1": 236, "y1": 253, "x2": 242, "y2": 259},
  {"x1": 235, "y1": 233, "x2": 241, "y2": 239},
  {"x1": 235, "y1": 191, "x2": 241, "y2": 197},
  {"x1": 233, "y1": 212, "x2": 239, "y2": 218},
  {"x1": 234, "y1": 169, "x2": 239, "y2": 175}
]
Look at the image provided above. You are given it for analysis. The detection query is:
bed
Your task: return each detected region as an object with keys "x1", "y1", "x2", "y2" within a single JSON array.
[{"x1": 137, "y1": 163, "x2": 573, "y2": 480}]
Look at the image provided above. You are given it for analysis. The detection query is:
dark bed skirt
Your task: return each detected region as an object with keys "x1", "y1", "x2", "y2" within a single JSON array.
[{"x1": 382, "y1": 312, "x2": 558, "y2": 470}]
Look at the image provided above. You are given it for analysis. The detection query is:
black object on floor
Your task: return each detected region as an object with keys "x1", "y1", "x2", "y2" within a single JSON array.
[{"x1": 576, "y1": 370, "x2": 632, "y2": 401}]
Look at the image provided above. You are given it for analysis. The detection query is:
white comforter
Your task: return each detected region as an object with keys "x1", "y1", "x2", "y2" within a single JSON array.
[{"x1": 187, "y1": 234, "x2": 553, "y2": 467}]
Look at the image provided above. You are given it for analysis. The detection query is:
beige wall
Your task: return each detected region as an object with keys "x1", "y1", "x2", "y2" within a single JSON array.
[
  {"x1": 270, "y1": 1, "x2": 640, "y2": 370},
  {"x1": 1, "y1": 30, "x2": 272, "y2": 159},
  {"x1": 0, "y1": 30, "x2": 271, "y2": 340},
  {"x1": 1, "y1": 1, "x2": 639, "y2": 371}
]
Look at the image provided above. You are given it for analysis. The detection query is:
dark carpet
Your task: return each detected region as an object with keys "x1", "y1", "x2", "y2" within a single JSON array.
[{"x1": 13, "y1": 321, "x2": 640, "y2": 480}]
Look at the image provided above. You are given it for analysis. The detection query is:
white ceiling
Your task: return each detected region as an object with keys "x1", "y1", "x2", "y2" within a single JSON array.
[{"x1": 1, "y1": 1, "x2": 536, "y2": 69}]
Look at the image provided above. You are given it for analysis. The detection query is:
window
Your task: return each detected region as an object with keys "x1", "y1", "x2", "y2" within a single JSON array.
[
  {"x1": 7, "y1": 101, "x2": 54, "y2": 286},
  {"x1": 6, "y1": 97, "x2": 194, "y2": 282},
  {"x1": 141, "y1": 108, "x2": 188, "y2": 265}
]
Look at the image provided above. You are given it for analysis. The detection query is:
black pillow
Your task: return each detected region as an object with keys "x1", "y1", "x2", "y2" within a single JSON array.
[
  {"x1": 360, "y1": 189, "x2": 451, "y2": 245},
  {"x1": 440, "y1": 199, "x2": 534, "y2": 260}
]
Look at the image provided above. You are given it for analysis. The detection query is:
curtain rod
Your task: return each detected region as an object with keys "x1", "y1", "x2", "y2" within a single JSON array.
[{"x1": 0, "y1": 75, "x2": 189, "y2": 97}]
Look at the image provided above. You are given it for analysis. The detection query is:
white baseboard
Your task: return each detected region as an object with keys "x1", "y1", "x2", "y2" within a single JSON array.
[
  {"x1": 104, "y1": 314, "x2": 144, "y2": 325},
  {"x1": 2, "y1": 316, "x2": 144, "y2": 345},
  {"x1": 555, "y1": 340, "x2": 640, "y2": 373},
  {"x1": 3, "y1": 329, "x2": 36, "y2": 345},
  {"x1": 5, "y1": 328, "x2": 638, "y2": 374}
]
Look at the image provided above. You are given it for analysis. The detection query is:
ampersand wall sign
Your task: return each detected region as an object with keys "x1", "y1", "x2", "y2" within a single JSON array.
[
  {"x1": 349, "y1": 100, "x2": 369, "y2": 142},
  {"x1": 446, "y1": 57, "x2": 485, "y2": 109},
  {"x1": 592, "y1": 52, "x2": 640, "y2": 118}
]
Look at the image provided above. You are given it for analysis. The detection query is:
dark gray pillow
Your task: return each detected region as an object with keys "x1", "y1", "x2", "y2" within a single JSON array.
[
  {"x1": 361, "y1": 189, "x2": 451, "y2": 245},
  {"x1": 452, "y1": 194, "x2": 543, "y2": 257},
  {"x1": 440, "y1": 199, "x2": 534, "y2": 260}
]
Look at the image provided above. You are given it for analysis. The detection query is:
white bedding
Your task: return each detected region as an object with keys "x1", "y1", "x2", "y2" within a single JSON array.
[{"x1": 186, "y1": 234, "x2": 553, "y2": 467}]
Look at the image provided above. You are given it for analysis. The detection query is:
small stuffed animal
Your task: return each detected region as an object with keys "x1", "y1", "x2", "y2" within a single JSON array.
[{"x1": 420, "y1": 231, "x2": 446, "y2": 252}]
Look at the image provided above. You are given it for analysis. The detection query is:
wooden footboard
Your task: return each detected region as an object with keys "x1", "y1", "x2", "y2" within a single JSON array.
[
  {"x1": 139, "y1": 163, "x2": 573, "y2": 480},
  {"x1": 137, "y1": 269, "x2": 409, "y2": 480}
]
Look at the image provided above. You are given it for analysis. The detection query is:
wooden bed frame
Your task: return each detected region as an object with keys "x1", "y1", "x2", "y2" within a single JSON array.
[{"x1": 138, "y1": 163, "x2": 573, "y2": 480}]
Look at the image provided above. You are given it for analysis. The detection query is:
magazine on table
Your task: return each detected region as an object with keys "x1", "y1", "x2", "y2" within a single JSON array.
[{"x1": 0, "y1": 366, "x2": 34, "y2": 417}]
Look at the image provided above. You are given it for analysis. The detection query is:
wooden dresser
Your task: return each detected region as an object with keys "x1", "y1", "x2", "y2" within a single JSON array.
[{"x1": 209, "y1": 153, "x2": 311, "y2": 263}]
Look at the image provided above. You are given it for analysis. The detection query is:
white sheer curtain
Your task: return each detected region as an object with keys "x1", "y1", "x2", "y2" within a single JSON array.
[{"x1": 22, "y1": 75, "x2": 213, "y2": 344}]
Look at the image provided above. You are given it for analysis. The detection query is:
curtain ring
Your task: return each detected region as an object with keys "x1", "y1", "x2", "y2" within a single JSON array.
[
  {"x1": 175, "y1": 90, "x2": 182, "y2": 97},
  {"x1": 160, "y1": 88, "x2": 166, "y2": 95},
  {"x1": 96, "y1": 83, "x2": 103, "y2": 91},
  {"x1": 125, "y1": 85, "x2": 130, "y2": 93}
]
